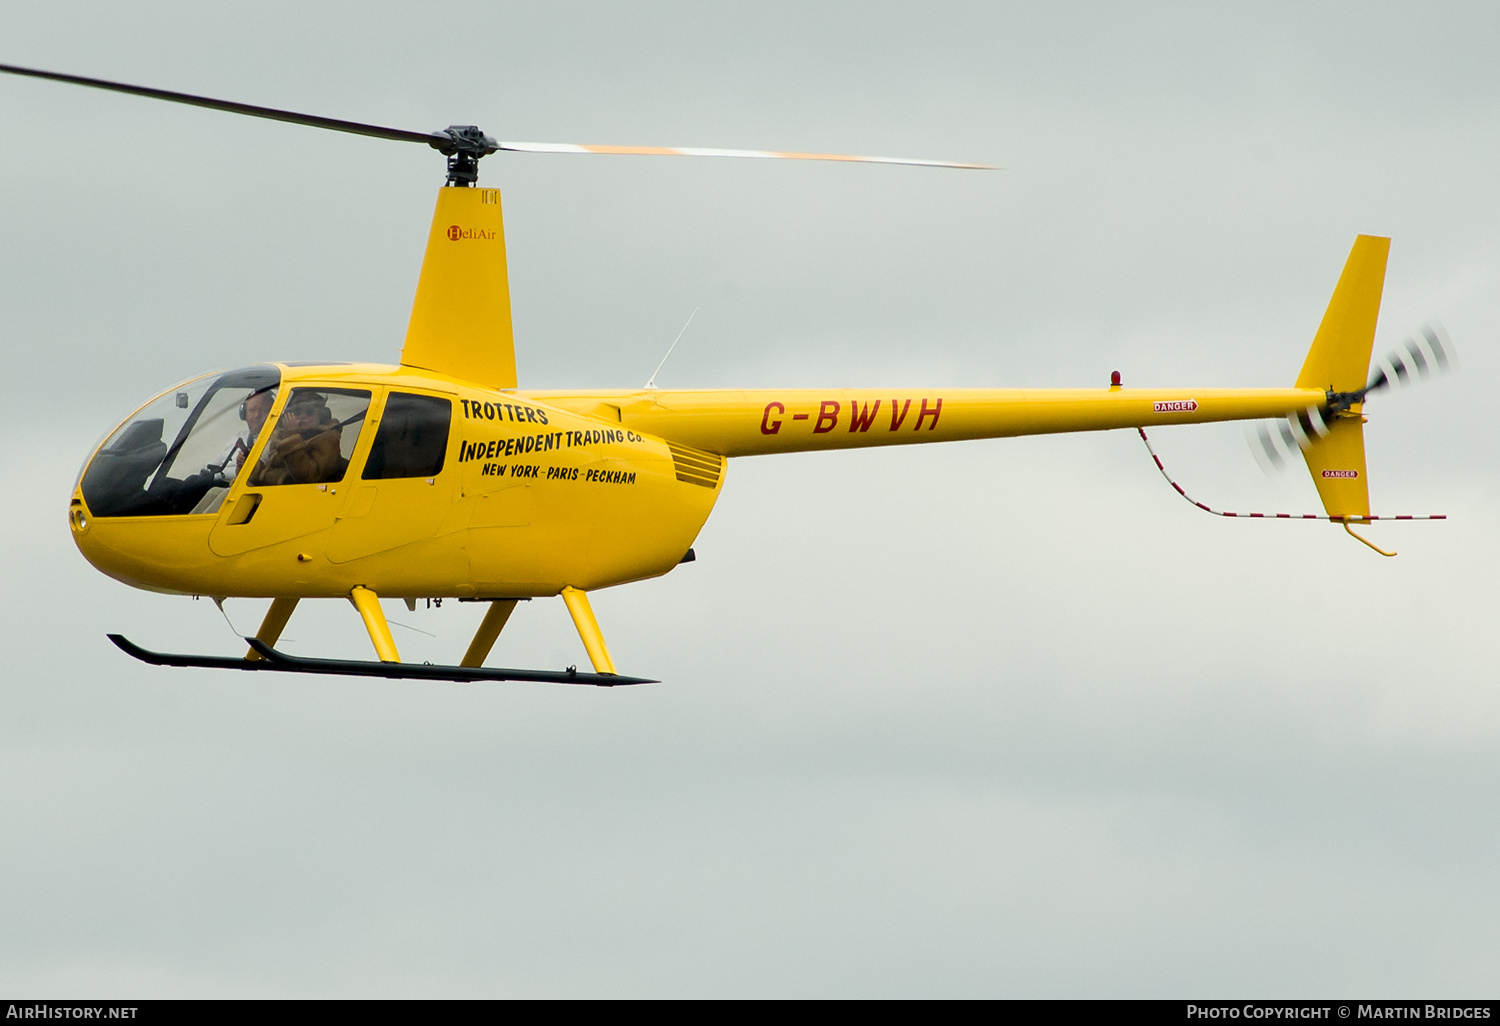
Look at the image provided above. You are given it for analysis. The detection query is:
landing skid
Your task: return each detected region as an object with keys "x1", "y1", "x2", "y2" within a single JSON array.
[{"x1": 107, "y1": 634, "x2": 656, "y2": 686}]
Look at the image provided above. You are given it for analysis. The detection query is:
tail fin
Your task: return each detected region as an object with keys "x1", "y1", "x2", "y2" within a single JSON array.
[{"x1": 1296, "y1": 235, "x2": 1390, "y2": 523}]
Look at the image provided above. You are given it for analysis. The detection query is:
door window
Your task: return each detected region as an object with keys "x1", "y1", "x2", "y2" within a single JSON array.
[
  {"x1": 362, "y1": 393, "x2": 452, "y2": 479},
  {"x1": 248, "y1": 388, "x2": 372, "y2": 486}
]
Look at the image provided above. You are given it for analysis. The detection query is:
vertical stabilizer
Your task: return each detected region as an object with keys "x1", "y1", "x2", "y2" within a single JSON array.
[
  {"x1": 1302, "y1": 417, "x2": 1370, "y2": 519},
  {"x1": 1296, "y1": 235, "x2": 1389, "y2": 393},
  {"x1": 400, "y1": 186, "x2": 517, "y2": 388},
  {"x1": 1296, "y1": 235, "x2": 1389, "y2": 522}
]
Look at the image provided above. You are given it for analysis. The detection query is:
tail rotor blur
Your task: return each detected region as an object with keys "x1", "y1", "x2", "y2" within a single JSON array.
[
  {"x1": 1248, "y1": 320, "x2": 1453, "y2": 474},
  {"x1": 1247, "y1": 406, "x2": 1330, "y2": 472},
  {"x1": 1249, "y1": 418, "x2": 1300, "y2": 472},
  {"x1": 1365, "y1": 322, "x2": 1453, "y2": 396}
]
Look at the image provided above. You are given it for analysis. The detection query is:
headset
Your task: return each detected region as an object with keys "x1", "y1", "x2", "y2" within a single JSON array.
[{"x1": 239, "y1": 387, "x2": 276, "y2": 421}]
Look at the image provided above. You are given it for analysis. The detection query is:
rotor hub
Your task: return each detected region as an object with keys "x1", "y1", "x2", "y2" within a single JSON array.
[{"x1": 432, "y1": 125, "x2": 498, "y2": 187}]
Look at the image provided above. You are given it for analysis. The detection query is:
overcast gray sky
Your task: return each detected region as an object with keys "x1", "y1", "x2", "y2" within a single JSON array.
[{"x1": 1, "y1": 1, "x2": 1497, "y2": 997}]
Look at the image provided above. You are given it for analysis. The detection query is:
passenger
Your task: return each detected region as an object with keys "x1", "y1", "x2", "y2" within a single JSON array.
[{"x1": 249, "y1": 391, "x2": 344, "y2": 485}]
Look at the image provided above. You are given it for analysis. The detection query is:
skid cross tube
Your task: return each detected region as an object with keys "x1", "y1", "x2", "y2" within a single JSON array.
[{"x1": 107, "y1": 634, "x2": 655, "y2": 686}]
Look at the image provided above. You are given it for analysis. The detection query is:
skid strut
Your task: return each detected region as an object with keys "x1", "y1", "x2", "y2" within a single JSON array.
[
  {"x1": 560, "y1": 586, "x2": 617, "y2": 674},
  {"x1": 246, "y1": 597, "x2": 298, "y2": 661},
  {"x1": 349, "y1": 585, "x2": 400, "y2": 662},
  {"x1": 462, "y1": 599, "x2": 519, "y2": 668}
]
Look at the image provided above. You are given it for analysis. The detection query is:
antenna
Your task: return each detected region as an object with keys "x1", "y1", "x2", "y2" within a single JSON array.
[{"x1": 645, "y1": 307, "x2": 699, "y2": 390}]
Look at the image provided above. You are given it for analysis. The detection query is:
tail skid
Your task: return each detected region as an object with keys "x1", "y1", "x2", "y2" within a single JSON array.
[{"x1": 1343, "y1": 523, "x2": 1396, "y2": 557}]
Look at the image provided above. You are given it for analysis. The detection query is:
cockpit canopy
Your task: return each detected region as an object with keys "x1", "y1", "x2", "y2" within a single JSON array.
[
  {"x1": 81, "y1": 365, "x2": 282, "y2": 517},
  {"x1": 79, "y1": 366, "x2": 454, "y2": 518}
]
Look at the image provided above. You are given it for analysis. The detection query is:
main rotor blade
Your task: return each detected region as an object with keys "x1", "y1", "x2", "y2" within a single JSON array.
[
  {"x1": 494, "y1": 140, "x2": 997, "y2": 170},
  {"x1": 0, "y1": 62, "x2": 994, "y2": 169},
  {"x1": 0, "y1": 62, "x2": 444, "y2": 149}
]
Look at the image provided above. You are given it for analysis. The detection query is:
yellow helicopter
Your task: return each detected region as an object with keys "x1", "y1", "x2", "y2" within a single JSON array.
[{"x1": 2, "y1": 63, "x2": 1447, "y2": 686}]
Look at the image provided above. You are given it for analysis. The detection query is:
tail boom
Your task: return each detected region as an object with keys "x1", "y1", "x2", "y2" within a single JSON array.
[{"x1": 527, "y1": 387, "x2": 1328, "y2": 457}]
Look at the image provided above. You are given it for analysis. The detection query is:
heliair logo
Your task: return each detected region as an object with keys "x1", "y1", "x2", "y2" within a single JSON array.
[{"x1": 447, "y1": 225, "x2": 495, "y2": 241}]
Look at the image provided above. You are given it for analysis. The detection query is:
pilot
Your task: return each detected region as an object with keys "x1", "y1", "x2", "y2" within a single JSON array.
[
  {"x1": 219, "y1": 386, "x2": 276, "y2": 477},
  {"x1": 249, "y1": 391, "x2": 344, "y2": 486},
  {"x1": 242, "y1": 388, "x2": 274, "y2": 455}
]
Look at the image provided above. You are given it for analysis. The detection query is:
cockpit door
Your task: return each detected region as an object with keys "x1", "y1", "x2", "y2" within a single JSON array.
[
  {"x1": 209, "y1": 386, "x2": 374, "y2": 557},
  {"x1": 327, "y1": 389, "x2": 458, "y2": 564}
]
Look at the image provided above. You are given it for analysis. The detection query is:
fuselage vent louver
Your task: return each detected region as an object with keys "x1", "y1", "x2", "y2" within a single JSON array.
[{"x1": 667, "y1": 442, "x2": 723, "y2": 489}]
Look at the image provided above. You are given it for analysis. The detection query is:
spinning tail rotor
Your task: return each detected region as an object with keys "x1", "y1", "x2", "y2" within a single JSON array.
[
  {"x1": 1366, "y1": 323, "x2": 1453, "y2": 395},
  {"x1": 1248, "y1": 407, "x2": 1329, "y2": 471},
  {"x1": 1248, "y1": 320, "x2": 1454, "y2": 471}
]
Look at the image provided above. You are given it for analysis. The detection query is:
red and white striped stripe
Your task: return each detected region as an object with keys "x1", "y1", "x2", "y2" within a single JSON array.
[{"x1": 1137, "y1": 428, "x2": 1445, "y2": 522}]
